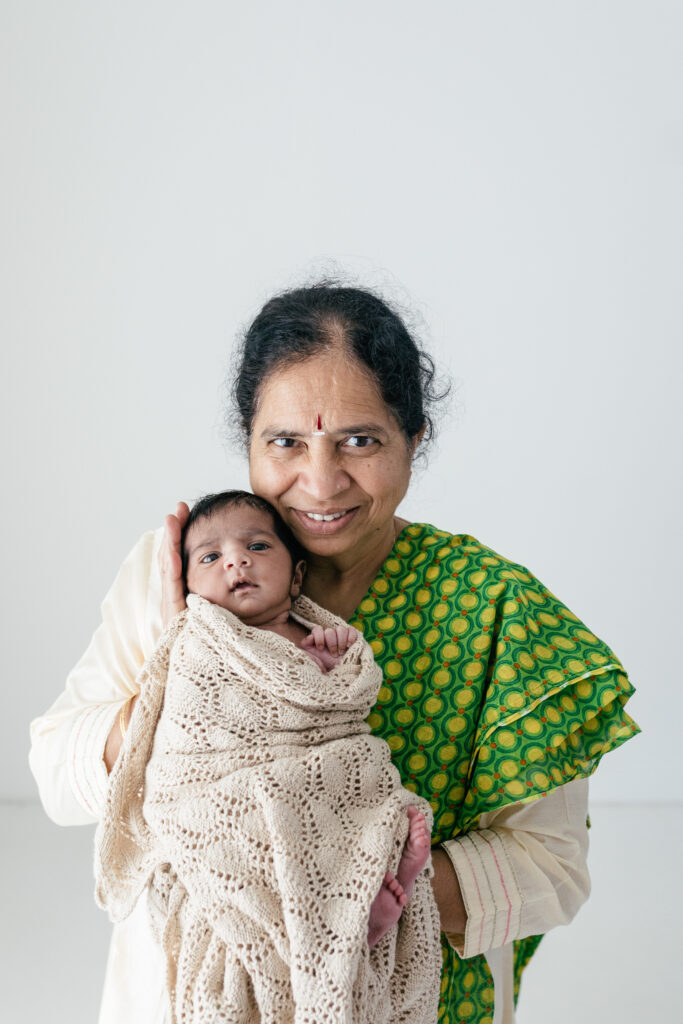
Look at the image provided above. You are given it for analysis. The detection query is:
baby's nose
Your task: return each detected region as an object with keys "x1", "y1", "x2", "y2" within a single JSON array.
[{"x1": 223, "y1": 552, "x2": 249, "y2": 570}]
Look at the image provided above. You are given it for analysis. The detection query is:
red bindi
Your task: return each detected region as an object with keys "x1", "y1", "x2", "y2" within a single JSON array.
[{"x1": 312, "y1": 413, "x2": 325, "y2": 436}]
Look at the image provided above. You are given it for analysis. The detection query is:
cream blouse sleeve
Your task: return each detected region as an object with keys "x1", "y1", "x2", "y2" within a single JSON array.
[
  {"x1": 441, "y1": 776, "x2": 591, "y2": 958},
  {"x1": 28, "y1": 528, "x2": 164, "y2": 826}
]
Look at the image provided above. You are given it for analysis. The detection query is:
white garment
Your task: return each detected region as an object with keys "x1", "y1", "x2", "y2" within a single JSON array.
[{"x1": 29, "y1": 528, "x2": 592, "y2": 1024}]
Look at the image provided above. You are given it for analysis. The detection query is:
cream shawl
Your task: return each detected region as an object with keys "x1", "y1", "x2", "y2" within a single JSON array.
[{"x1": 95, "y1": 594, "x2": 442, "y2": 1023}]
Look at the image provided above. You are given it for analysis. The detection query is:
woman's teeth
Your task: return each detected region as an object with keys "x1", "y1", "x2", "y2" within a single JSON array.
[{"x1": 304, "y1": 511, "x2": 347, "y2": 522}]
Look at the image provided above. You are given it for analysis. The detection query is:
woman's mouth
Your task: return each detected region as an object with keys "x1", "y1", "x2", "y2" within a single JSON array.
[{"x1": 292, "y1": 507, "x2": 359, "y2": 535}]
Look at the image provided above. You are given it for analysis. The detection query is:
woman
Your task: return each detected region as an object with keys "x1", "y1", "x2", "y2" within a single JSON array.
[{"x1": 30, "y1": 283, "x2": 640, "y2": 1024}]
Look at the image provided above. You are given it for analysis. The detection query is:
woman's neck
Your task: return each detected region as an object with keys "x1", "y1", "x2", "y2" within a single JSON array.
[{"x1": 302, "y1": 517, "x2": 408, "y2": 620}]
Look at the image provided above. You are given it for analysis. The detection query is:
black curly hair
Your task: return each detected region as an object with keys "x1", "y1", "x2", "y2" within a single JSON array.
[{"x1": 231, "y1": 280, "x2": 448, "y2": 452}]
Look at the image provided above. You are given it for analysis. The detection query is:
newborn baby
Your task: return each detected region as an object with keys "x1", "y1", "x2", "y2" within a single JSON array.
[
  {"x1": 95, "y1": 491, "x2": 442, "y2": 1024},
  {"x1": 181, "y1": 490, "x2": 431, "y2": 946}
]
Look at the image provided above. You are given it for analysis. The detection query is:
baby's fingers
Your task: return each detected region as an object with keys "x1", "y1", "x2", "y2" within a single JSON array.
[
  {"x1": 324, "y1": 627, "x2": 340, "y2": 656},
  {"x1": 334, "y1": 625, "x2": 359, "y2": 652},
  {"x1": 310, "y1": 625, "x2": 326, "y2": 650},
  {"x1": 345, "y1": 626, "x2": 359, "y2": 648}
]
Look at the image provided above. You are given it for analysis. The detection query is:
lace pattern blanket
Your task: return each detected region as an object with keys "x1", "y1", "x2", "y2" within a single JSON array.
[{"x1": 95, "y1": 594, "x2": 442, "y2": 1024}]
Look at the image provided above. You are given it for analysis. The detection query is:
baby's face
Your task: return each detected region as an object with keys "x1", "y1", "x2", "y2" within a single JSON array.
[{"x1": 184, "y1": 504, "x2": 303, "y2": 626}]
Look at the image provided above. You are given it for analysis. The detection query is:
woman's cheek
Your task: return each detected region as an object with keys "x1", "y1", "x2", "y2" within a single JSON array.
[{"x1": 250, "y1": 453, "x2": 290, "y2": 505}]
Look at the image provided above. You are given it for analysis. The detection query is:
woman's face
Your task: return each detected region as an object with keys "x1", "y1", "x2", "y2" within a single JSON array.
[{"x1": 249, "y1": 347, "x2": 417, "y2": 564}]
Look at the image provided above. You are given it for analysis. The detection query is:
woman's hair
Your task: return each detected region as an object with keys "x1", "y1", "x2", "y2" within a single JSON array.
[
  {"x1": 231, "y1": 281, "x2": 448, "y2": 453},
  {"x1": 181, "y1": 489, "x2": 306, "y2": 582}
]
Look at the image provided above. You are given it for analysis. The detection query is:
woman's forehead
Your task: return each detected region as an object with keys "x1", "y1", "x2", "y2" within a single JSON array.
[{"x1": 253, "y1": 352, "x2": 392, "y2": 429}]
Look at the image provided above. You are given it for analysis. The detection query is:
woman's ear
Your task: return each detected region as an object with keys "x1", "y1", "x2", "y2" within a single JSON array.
[
  {"x1": 290, "y1": 559, "x2": 307, "y2": 598},
  {"x1": 411, "y1": 422, "x2": 427, "y2": 457}
]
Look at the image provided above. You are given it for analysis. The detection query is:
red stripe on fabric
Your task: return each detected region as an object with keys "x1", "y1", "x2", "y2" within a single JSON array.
[
  {"x1": 480, "y1": 833, "x2": 513, "y2": 945},
  {"x1": 459, "y1": 838, "x2": 487, "y2": 953}
]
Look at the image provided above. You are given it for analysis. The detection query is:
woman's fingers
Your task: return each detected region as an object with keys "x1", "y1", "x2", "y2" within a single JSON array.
[
  {"x1": 159, "y1": 501, "x2": 190, "y2": 627},
  {"x1": 175, "y1": 500, "x2": 190, "y2": 530},
  {"x1": 164, "y1": 502, "x2": 190, "y2": 558}
]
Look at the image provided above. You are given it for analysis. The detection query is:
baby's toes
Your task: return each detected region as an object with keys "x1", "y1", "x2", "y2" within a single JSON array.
[
  {"x1": 384, "y1": 871, "x2": 403, "y2": 894},
  {"x1": 409, "y1": 809, "x2": 426, "y2": 831},
  {"x1": 388, "y1": 875, "x2": 405, "y2": 897}
]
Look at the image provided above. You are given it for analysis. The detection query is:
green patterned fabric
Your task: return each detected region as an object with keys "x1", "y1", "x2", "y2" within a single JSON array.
[{"x1": 348, "y1": 524, "x2": 640, "y2": 1023}]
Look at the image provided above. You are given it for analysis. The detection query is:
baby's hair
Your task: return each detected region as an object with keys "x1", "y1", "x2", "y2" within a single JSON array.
[{"x1": 181, "y1": 489, "x2": 307, "y2": 584}]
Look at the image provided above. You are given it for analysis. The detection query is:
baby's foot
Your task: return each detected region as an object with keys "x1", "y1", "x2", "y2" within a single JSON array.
[
  {"x1": 367, "y1": 871, "x2": 407, "y2": 948},
  {"x1": 395, "y1": 806, "x2": 431, "y2": 902}
]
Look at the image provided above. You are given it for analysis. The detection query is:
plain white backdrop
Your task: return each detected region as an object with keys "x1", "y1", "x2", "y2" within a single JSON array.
[
  {"x1": 3, "y1": 3, "x2": 680, "y2": 806},
  {"x1": 3, "y1": 4, "x2": 682, "y2": 1022}
]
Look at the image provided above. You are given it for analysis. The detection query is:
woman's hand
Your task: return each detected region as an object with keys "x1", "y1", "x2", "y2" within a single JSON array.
[
  {"x1": 103, "y1": 695, "x2": 138, "y2": 774},
  {"x1": 159, "y1": 501, "x2": 190, "y2": 628}
]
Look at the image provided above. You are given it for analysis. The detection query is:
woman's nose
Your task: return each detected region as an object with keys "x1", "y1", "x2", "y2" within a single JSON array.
[{"x1": 297, "y1": 447, "x2": 351, "y2": 500}]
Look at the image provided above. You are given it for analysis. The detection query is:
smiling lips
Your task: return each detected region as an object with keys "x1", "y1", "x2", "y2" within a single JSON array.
[
  {"x1": 292, "y1": 507, "x2": 360, "y2": 535},
  {"x1": 304, "y1": 511, "x2": 346, "y2": 522}
]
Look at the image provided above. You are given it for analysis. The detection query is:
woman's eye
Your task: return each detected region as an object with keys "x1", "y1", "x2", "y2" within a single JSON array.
[
  {"x1": 200, "y1": 553, "x2": 219, "y2": 564},
  {"x1": 248, "y1": 543, "x2": 269, "y2": 551},
  {"x1": 271, "y1": 437, "x2": 298, "y2": 449},
  {"x1": 344, "y1": 435, "x2": 377, "y2": 449}
]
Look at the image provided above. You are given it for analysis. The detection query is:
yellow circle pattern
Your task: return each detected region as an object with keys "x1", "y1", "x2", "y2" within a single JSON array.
[{"x1": 349, "y1": 524, "x2": 640, "y2": 1021}]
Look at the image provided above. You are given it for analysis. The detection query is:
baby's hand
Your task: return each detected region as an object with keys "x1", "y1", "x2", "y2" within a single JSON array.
[{"x1": 301, "y1": 625, "x2": 359, "y2": 670}]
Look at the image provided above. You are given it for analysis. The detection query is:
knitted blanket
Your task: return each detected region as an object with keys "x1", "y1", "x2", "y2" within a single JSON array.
[{"x1": 95, "y1": 594, "x2": 442, "y2": 1024}]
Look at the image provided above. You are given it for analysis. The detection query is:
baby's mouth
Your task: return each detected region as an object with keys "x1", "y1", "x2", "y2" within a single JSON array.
[{"x1": 230, "y1": 579, "x2": 257, "y2": 593}]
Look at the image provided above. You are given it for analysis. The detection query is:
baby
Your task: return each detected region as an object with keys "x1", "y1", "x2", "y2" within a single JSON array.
[
  {"x1": 96, "y1": 491, "x2": 442, "y2": 1023},
  {"x1": 181, "y1": 489, "x2": 430, "y2": 946}
]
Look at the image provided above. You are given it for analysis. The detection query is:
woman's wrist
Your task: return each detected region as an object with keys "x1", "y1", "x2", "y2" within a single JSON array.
[
  {"x1": 430, "y1": 845, "x2": 468, "y2": 935},
  {"x1": 103, "y1": 696, "x2": 137, "y2": 774}
]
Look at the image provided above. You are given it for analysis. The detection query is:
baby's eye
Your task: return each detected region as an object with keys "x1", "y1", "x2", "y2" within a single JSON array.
[
  {"x1": 199, "y1": 553, "x2": 219, "y2": 564},
  {"x1": 248, "y1": 543, "x2": 269, "y2": 551},
  {"x1": 344, "y1": 435, "x2": 377, "y2": 449}
]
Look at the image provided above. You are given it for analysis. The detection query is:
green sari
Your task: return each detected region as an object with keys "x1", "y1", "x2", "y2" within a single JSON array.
[{"x1": 348, "y1": 524, "x2": 640, "y2": 1023}]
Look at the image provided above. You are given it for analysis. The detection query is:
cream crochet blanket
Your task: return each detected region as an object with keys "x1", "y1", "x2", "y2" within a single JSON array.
[{"x1": 95, "y1": 594, "x2": 442, "y2": 1024}]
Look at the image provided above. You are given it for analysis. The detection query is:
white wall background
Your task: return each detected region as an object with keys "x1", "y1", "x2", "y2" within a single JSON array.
[{"x1": 3, "y1": 1, "x2": 680, "y2": 803}]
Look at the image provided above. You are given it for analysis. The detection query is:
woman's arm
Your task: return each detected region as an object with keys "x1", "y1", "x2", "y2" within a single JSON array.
[
  {"x1": 28, "y1": 528, "x2": 164, "y2": 825},
  {"x1": 435, "y1": 777, "x2": 590, "y2": 956},
  {"x1": 430, "y1": 847, "x2": 468, "y2": 934},
  {"x1": 101, "y1": 502, "x2": 190, "y2": 773}
]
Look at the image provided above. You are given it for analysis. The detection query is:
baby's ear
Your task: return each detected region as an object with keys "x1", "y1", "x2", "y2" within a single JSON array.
[{"x1": 290, "y1": 559, "x2": 307, "y2": 597}]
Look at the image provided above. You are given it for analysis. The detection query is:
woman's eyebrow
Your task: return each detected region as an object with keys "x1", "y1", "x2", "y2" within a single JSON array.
[
  {"x1": 339, "y1": 423, "x2": 389, "y2": 437},
  {"x1": 260, "y1": 427, "x2": 306, "y2": 439},
  {"x1": 260, "y1": 423, "x2": 389, "y2": 439}
]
